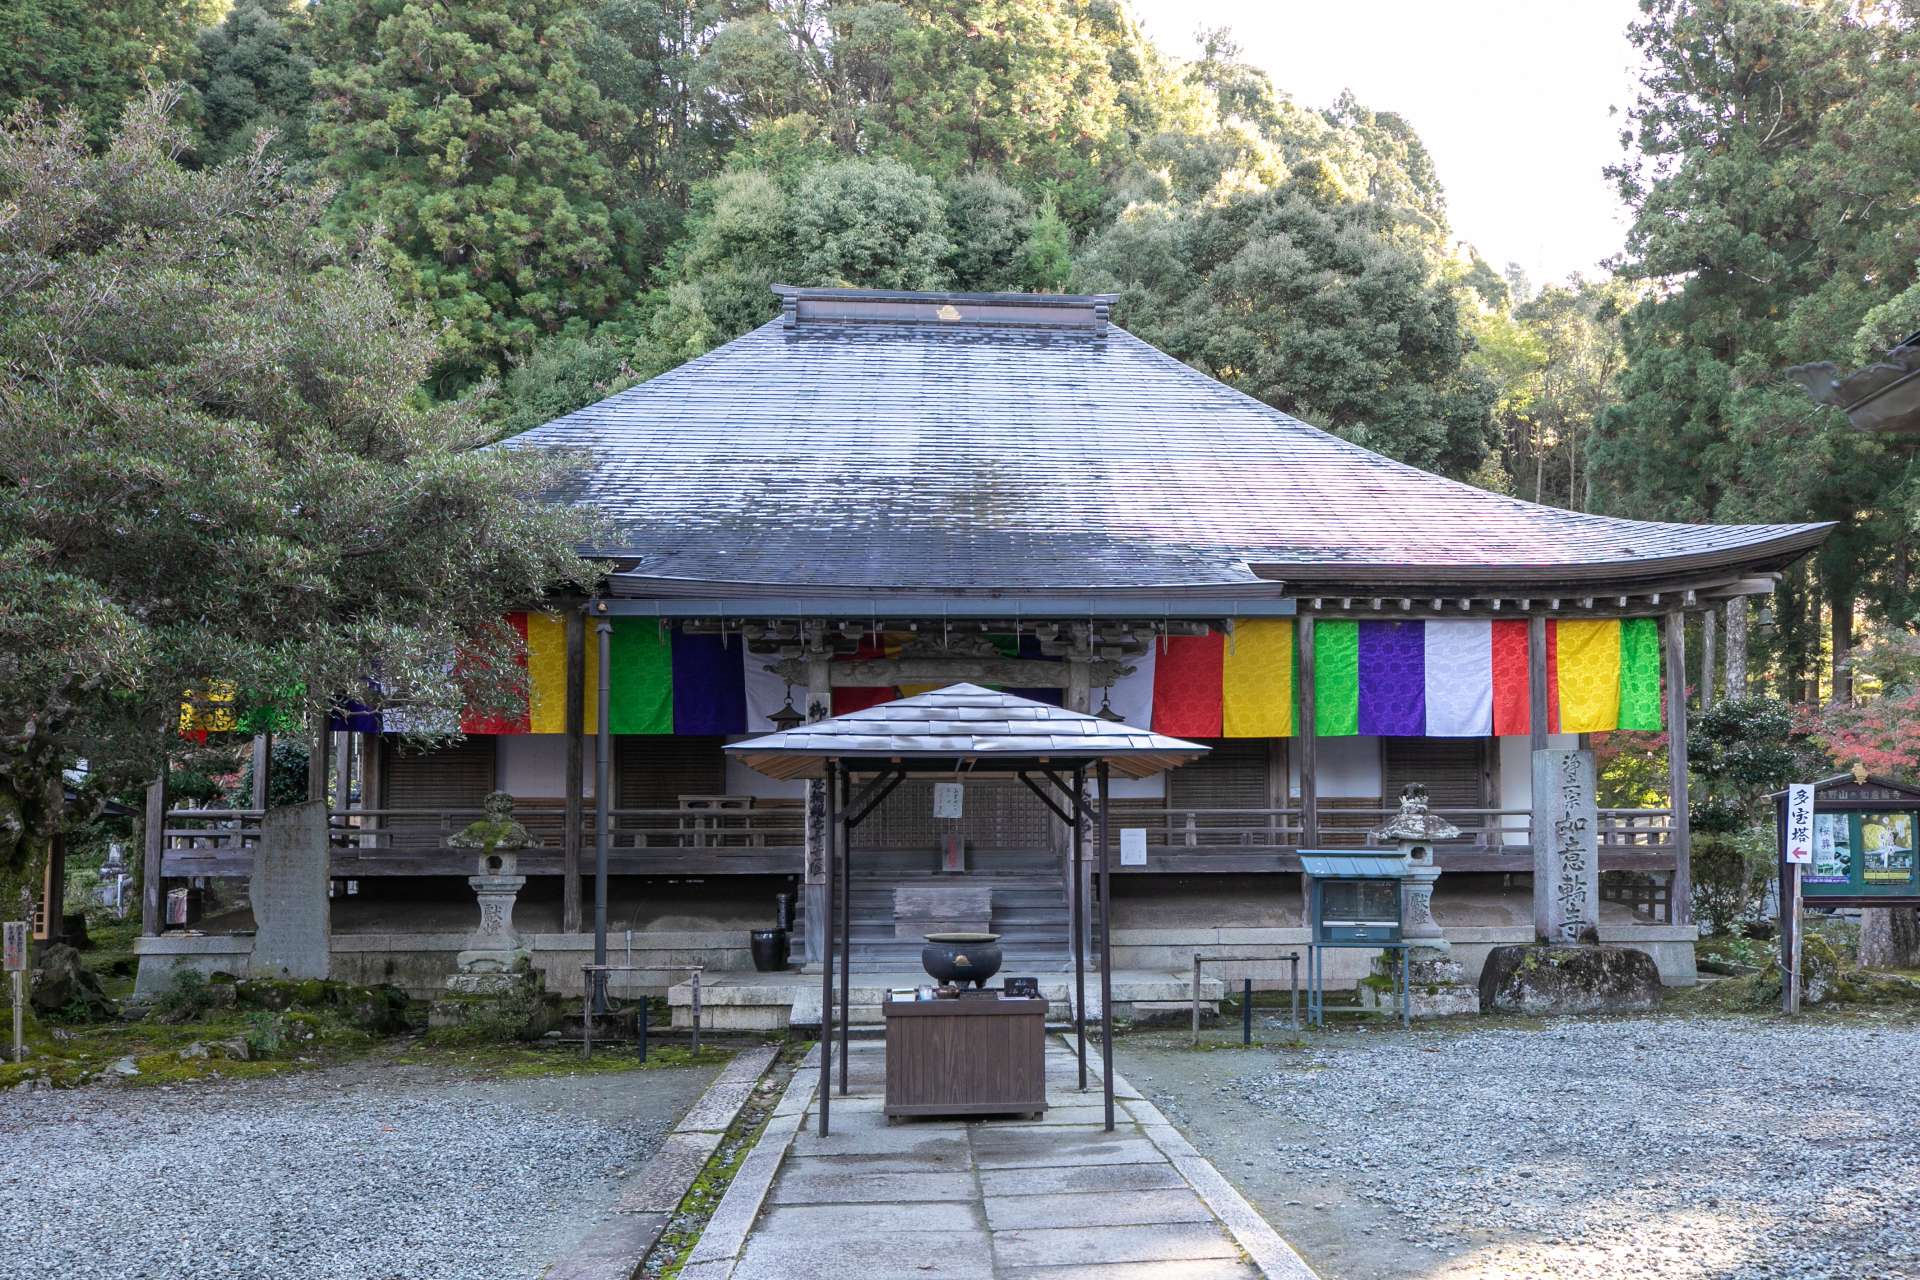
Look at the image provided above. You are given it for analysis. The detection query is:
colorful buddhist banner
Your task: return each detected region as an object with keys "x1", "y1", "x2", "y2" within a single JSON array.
[
  {"x1": 1151, "y1": 632, "x2": 1225, "y2": 737},
  {"x1": 1148, "y1": 616, "x2": 1663, "y2": 739},
  {"x1": 455, "y1": 612, "x2": 1667, "y2": 741},
  {"x1": 1221, "y1": 620, "x2": 1295, "y2": 737}
]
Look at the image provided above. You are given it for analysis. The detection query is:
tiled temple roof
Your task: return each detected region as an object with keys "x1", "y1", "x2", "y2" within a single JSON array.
[{"x1": 507, "y1": 287, "x2": 1828, "y2": 595}]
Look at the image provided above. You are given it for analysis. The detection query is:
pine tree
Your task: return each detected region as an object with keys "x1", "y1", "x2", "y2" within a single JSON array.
[{"x1": 309, "y1": 0, "x2": 647, "y2": 389}]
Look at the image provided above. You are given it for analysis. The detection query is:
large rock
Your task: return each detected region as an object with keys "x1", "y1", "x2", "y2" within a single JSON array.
[
  {"x1": 30, "y1": 943, "x2": 113, "y2": 1020},
  {"x1": 1479, "y1": 944, "x2": 1662, "y2": 1016}
]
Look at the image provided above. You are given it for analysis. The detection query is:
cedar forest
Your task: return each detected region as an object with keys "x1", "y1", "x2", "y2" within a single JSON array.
[{"x1": 4, "y1": 0, "x2": 1920, "y2": 942}]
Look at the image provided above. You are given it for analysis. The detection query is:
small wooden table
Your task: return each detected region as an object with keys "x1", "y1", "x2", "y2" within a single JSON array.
[{"x1": 883, "y1": 995, "x2": 1048, "y2": 1120}]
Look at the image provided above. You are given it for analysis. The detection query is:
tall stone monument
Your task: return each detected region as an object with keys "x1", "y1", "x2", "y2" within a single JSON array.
[
  {"x1": 249, "y1": 800, "x2": 331, "y2": 980},
  {"x1": 1532, "y1": 748, "x2": 1600, "y2": 945}
]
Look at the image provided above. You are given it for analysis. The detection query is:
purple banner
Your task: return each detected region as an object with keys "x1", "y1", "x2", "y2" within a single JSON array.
[
  {"x1": 671, "y1": 630, "x2": 747, "y2": 734},
  {"x1": 1357, "y1": 621, "x2": 1425, "y2": 736}
]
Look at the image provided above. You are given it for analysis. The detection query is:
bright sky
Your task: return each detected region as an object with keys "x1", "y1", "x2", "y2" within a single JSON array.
[{"x1": 1127, "y1": 0, "x2": 1647, "y2": 289}]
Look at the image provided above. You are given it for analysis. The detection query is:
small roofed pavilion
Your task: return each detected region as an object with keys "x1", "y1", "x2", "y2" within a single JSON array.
[{"x1": 726, "y1": 683, "x2": 1208, "y2": 1135}]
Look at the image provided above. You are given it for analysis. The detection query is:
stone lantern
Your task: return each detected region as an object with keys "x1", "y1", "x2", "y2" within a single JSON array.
[
  {"x1": 1369, "y1": 783, "x2": 1458, "y2": 953},
  {"x1": 1363, "y1": 783, "x2": 1481, "y2": 1017},
  {"x1": 445, "y1": 791, "x2": 537, "y2": 988}
]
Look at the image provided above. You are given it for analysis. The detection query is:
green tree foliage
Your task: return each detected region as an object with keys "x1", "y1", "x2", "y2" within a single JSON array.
[
  {"x1": 1590, "y1": 0, "x2": 1920, "y2": 699},
  {"x1": 308, "y1": 0, "x2": 649, "y2": 388},
  {"x1": 190, "y1": 0, "x2": 315, "y2": 168},
  {"x1": 0, "y1": 90, "x2": 595, "y2": 910},
  {"x1": 0, "y1": 0, "x2": 213, "y2": 141},
  {"x1": 1077, "y1": 187, "x2": 1497, "y2": 477}
]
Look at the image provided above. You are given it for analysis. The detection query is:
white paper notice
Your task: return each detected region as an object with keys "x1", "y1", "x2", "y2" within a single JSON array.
[
  {"x1": 1785, "y1": 783, "x2": 1815, "y2": 865},
  {"x1": 1120, "y1": 828, "x2": 1147, "y2": 866}
]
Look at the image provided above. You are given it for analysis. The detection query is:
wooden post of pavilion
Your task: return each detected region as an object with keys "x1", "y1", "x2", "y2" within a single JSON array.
[
  {"x1": 1665, "y1": 611, "x2": 1693, "y2": 925},
  {"x1": 803, "y1": 653, "x2": 831, "y2": 970},
  {"x1": 837, "y1": 766, "x2": 851, "y2": 1096},
  {"x1": 1097, "y1": 760, "x2": 1115, "y2": 1131},
  {"x1": 1072, "y1": 763, "x2": 1087, "y2": 1091},
  {"x1": 1297, "y1": 615, "x2": 1318, "y2": 848},
  {"x1": 1725, "y1": 598, "x2": 1749, "y2": 697},
  {"x1": 562, "y1": 609, "x2": 586, "y2": 935},
  {"x1": 818, "y1": 760, "x2": 838, "y2": 1136}
]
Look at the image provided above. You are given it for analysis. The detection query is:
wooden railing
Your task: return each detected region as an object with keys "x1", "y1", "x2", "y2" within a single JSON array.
[{"x1": 160, "y1": 802, "x2": 1677, "y2": 877}]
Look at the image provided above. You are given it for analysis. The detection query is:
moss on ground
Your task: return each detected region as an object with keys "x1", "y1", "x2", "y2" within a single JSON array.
[
  {"x1": 393, "y1": 1040, "x2": 734, "y2": 1079},
  {"x1": 0, "y1": 1013, "x2": 371, "y2": 1090}
]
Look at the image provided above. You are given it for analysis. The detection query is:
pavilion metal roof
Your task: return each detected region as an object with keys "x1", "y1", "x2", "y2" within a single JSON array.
[
  {"x1": 724, "y1": 683, "x2": 1208, "y2": 780},
  {"x1": 506, "y1": 286, "x2": 1829, "y2": 597},
  {"x1": 1299, "y1": 851, "x2": 1410, "y2": 879}
]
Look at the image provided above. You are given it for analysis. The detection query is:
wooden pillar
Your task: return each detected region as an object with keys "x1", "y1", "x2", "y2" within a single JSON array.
[
  {"x1": 1527, "y1": 615, "x2": 1549, "y2": 753},
  {"x1": 1725, "y1": 598, "x2": 1749, "y2": 698},
  {"x1": 837, "y1": 767, "x2": 851, "y2": 1096},
  {"x1": 1097, "y1": 761, "x2": 1115, "y2": 1133},
  {"x1": 1062, "y1": 654, "x2": 1091, "y2": 938},
  {"x1": 251, "y1": 734, "x2": 272, "y2": 811},
  {"x1": 141, "y1": 770, "x2": 167, "y2": 936},
  {"x1": 802, "y1": 653, "x2": 832, "y2": 970},
  {"x1": 818, "y1": 760, "x2": 838, "y2": 1138},
  {"x1": 1297, "y1": 614, "x2": 1318, "y2": 848},
  {"x1": 593, "y1": 618, "x2": 612, "y2": 1011},
  {"x1": 1665, "y1": 611, "x2": 1692, "y2": 926},
  {"x1": 307, "y1": 723, "x2": 328, "y2": 802},
  {"x1": 562, "y1": 610, "x2": 586, "y2": 934},
  {"x1": 45, "y1": 831, "x2": 67, "y2": 942},
  {"x1": 1071, "y1": 764, "x2": 1087, "y2": 1092},
  {"x1": 1701, "y1": 608, "x2": 1718, "y2": 713},
  {"x1": 1528, "y1": 614, "x2": 1551, "y2": 933},
  {"x1": 334, "y1": 729, "x2": 353, "y2": 812}
]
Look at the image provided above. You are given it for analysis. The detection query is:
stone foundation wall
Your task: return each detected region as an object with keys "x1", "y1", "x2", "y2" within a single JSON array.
[{"x1": 136, "y1": 931, "x2": 754, "y2": 1000}]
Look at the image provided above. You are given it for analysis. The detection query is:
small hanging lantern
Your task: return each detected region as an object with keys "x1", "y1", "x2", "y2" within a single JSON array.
[
  {"x1": 1094, "y1": 686, "x2": 1125, "y2": 722},
  {"x1": 768, "y1": 685, "x2": 806, "y2": 732}
]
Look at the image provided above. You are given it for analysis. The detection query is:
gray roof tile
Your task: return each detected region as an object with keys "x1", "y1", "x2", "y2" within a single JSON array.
[{"x1": 506, "y1": 290, "x2": 1828, "y2": 591}]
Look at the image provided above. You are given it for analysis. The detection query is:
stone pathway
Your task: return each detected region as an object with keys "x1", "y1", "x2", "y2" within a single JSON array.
[{"x1": 680, "y1": 1037, "x2": 1317, "y2": 1279}]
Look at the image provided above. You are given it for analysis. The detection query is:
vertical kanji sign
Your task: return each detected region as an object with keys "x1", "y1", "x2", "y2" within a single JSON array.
[{"x1": 1785, "y1": 784, "x2": 1815, "y2": 865}]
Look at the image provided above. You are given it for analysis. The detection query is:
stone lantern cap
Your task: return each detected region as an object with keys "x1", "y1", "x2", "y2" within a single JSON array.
[
  {"x1": 1371, "y1": 784, "x2": 1460, "y2": 844},
  {"x1": 448, "y1": 791, "x2": 538, "y2": 853}
]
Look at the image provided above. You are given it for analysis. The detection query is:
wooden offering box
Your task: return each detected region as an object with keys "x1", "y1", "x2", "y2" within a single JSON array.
[{"x1": 883, "y1": 996, "x2": 1048, "y2": 1120}]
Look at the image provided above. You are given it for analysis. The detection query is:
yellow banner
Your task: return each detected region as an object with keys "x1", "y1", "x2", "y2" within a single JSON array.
[
  {"x1": 1221, "y1": 619, "x2": 1294, "y2": 738},
  {"x1": 1556, "y1": 618, "x2": 1621, "y2": 733},
  {"x1": 526, "y1": 613, "x2": 599, "y2": 734}
]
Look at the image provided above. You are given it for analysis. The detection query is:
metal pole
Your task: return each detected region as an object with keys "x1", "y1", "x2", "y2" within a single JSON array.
[
  {"x1": 1243, "y1": 977, "x2": 1252, "y2": 1045},
  {"x1": 1191, "y1": 952, "x2": 1202, "y2": 1048},
  {"x1": 594, "y1": 618, "x2": 612, "y2": 1017},
  {"x1": 1098, "y1": 761, "x2": 1115, "y2": 1132},
  {"x1": 1072, "y1": 765, "x2": 1087, "y2": 1091},
  {"x1": 838, "y1": 767, "x2": 851, "y2": 1096},
  {"x1": 819, "y1": 761, "x2": 837, "y2": 1137},
  {"x1": 1290, "y1": 952, "x2": 1300, "y2": 1030},
  {"x1": 11, "y1": 971, "x2": 21, "y2": 1064},
  {"x1": 689, "y1": 966, "x2": 701, "y2": 1056},
  {"x1": 581, "y1": 972, "x2": 592, "y2": 1060},
  {"x1": 1401, "y1": 948, "x2": 1410, "y2": 1030}
]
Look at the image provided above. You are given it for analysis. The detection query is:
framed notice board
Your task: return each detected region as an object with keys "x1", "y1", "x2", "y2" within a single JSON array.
[{"x1": 1775, "y1": 773, "x2": 1920, "y2": 907}]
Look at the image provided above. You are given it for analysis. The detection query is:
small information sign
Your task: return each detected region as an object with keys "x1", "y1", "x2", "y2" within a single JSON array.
[
  {"x1": 2, "y1": 920, "x2": 24, "y2": 972},
  {"x1": 1119, "y1": 828, "x2": 1147, "y2": 867},
  {"x1": 932, "y1": 783, "x2": 964, "y2": 820},
  {"x1": 1785, "y1": 784, "x2": 1815, "y2": 865}
]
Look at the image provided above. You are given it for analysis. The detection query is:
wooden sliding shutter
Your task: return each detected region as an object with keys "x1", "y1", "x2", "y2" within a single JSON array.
[
  {"x1": 1381, "y1": 738, "x2": 1488, "y2": 809},
  {"x1": 616, "y1": 735, "x2": 727, "y2": 808},
  {"x1": 382, "y1": 736, "x2": 496, "y2": 851}
]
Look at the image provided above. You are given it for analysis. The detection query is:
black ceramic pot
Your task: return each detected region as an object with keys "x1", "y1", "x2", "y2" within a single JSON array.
[
  {"x1": 921, "y1": 932, "x2": 1003, "y2": 988},
  {"x1": 750, "y1": 928, "x2": 790, "y2": 972}
]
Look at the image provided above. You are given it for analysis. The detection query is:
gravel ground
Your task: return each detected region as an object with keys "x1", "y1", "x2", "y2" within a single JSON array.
[
  {"x1": 0, "y1": 1051, "x2": 720, "y2": 1280},
  {"x1": 1119, "y1": 1014, "x2": 1920, "y2": 1280}
]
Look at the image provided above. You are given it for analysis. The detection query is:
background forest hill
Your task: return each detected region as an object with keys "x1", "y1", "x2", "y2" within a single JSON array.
[{"x1": 7, "y1": 0, "x2": 1920, "y2": 717}]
